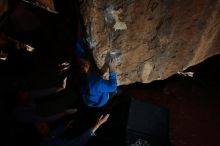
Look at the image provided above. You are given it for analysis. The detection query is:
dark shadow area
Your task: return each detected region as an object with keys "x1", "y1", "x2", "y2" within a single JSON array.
[{"x1": 123, "y1": 54, "x2": 220, "y2": 146}]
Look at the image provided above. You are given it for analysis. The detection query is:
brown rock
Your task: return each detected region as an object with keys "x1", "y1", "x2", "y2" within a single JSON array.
[
  {"x1": 38, "y1": 0, "x2": 55, "y2": 10},
  {"x1": 81, "y1": 0, "x2": 220, "y2": 85}
]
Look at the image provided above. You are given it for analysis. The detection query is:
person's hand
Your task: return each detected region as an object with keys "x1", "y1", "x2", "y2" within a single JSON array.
[
  {"x1": 109, "y1": 58, "x2": 117, "y2": 72},
  {"x1": 100, "y1": 62, "x2": 109, "y2": 75},
  {"x1": 91, "y1": 114, "x2": 110, "y2": 133},
  {"x1": 96, "y1": 114, "x2": 110, "y2": 126}
]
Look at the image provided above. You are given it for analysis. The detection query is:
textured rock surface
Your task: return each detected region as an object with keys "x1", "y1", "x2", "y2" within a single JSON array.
[
  {"x1": 38, "y1": 0, "x2": 55, "y2": 10},
  {"x1": 80, "y1": 0, "x2": 220, "y2": 85}
]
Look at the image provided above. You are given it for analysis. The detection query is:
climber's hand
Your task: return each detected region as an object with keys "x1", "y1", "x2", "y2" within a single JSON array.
[{"x1": 109, "y1": 58, "x2": 117, "y2": 72}]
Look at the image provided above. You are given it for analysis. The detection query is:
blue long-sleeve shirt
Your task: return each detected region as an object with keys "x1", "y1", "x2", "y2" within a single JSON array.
[
  {"x1": 82, "y1": 71, "x2": 117, "y2": 107},
  {"x1": 40, "y1": 126, "x2": 95, "y2": 146}
]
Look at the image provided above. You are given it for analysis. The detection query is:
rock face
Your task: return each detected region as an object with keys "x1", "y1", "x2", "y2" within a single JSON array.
[{"x1": 80, "y1": 0, "x2": 220, "y2": 85}]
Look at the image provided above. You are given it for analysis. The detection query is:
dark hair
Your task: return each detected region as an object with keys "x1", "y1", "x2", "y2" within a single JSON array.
[{"x1": 78, "y1": 58, "x2": 91, "y2": 97}]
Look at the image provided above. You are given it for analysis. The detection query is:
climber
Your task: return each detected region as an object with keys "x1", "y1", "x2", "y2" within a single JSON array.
[
  {"x1": 72, "y1": 38, "x2": 118, "y2": 108},
  {"x1": 78, "y1": 57, "x2": 117, "y2": 108}
]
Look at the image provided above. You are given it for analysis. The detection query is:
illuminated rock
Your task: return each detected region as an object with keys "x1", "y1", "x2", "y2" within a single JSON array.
[{"x1": 80, "y1": 0, "x2": 220, "y2": 85}]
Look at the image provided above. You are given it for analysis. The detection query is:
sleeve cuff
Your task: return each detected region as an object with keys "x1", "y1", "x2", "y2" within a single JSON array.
[
  {"x1": 89, "y1": 130, "x2": 96, "y2": 136},
  {"x1": 109, "y1": 72, "x2": 116, "y2": 77}
]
